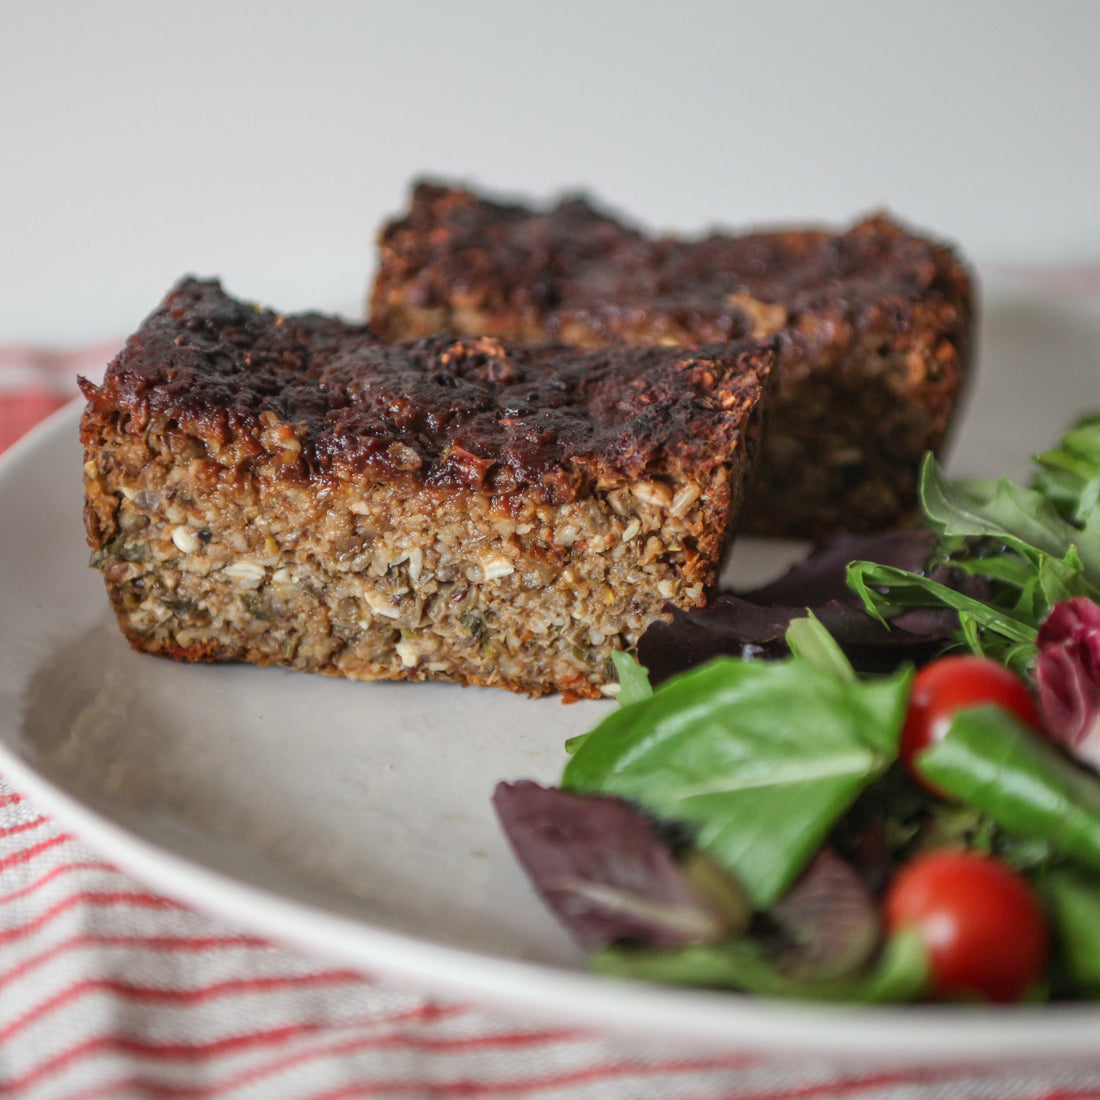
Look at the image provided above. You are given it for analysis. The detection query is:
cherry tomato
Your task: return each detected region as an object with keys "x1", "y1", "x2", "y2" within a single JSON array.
[
  {"x1": 883, "y1": 849, "x2": 1049, "y2": 1003},
  {"x1": 901, "y1": 655, "x2": 1040, "y2": 794}
]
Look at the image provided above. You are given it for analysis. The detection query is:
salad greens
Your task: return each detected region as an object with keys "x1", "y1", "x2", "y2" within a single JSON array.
[
  {"x1": 637, "y1": 529, "x2": 955, "y2": 682},
  {"x1": 563, "y1": 634, "x2": 909, "y2": 909},
  {"x1": 1034, "y1": 413, "x2": 1100, "y2": 527},
  {"x1": 492, "y1": 780, "x2": 750, "y2": 950},
  {"x1": 494, "y1": 412, "x2": 1100, "y2": 1004},
  {"x1": 1045, "y1": 868, "x2": 1100, "y2": 996},
  {"x1": 919, "y1": 705, "x2": 1100, "y2": 870},
  {"x1": 849, "y1": 415, "x2": 1100, "y2": 672},
  {"x1": 594, "y1": 928, "x2": 929, "y2": 1005},
  {"x1": 609, "y1": 649, "x2": 653, "y2": 707}
]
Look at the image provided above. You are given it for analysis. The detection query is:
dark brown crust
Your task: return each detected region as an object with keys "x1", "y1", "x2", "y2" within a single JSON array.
[
  {"x1": 370, "y1": 182, "x2": 976, "y2": 536},
  {"x1": 86, "y1": 278, "x2": 773, "y2": 506}
]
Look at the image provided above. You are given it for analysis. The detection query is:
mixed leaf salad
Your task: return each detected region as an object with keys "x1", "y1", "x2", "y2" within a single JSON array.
[{"x1": 495, "y1": 413, "x2": 1100, "y2": 1005}]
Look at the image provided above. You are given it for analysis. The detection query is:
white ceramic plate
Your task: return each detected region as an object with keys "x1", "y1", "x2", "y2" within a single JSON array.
[{"x1": 4, "y1": 283, "x2": 1100, "y2": 1064}]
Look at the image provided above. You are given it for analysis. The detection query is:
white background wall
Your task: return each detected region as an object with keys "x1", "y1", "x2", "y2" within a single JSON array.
[{"x1": 2, "y1": 0, "x2": 1099, "y2": 347}]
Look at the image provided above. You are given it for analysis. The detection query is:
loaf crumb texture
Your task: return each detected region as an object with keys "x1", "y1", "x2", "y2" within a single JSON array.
[{"x1": 81, "y1": 279, "x2": 772, "y2": 697}]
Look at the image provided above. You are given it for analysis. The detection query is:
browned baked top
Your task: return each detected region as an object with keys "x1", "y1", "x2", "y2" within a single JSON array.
[
  {"x1": 84, "y1": 278, "x2": 773, "y2": 503},
  {"x1": 372, "y1": 181, "x2": 973, "y2": 353}
]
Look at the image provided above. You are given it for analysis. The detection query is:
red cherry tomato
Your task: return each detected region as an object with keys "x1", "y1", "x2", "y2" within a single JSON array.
[
  {"x1": 901, "y1": 656, "x2": 1040, "y2": 794},
  {"x1": 883, "y1": 850, "x2": 1049, "y2": 1003}
]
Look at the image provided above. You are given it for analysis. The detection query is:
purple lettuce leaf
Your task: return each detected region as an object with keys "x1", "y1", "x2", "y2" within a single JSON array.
[
  {"x1": 492, "y1": 781, "x2": 749, "y2": 950},
  {"x1": 637, "y1": 595, "x2": 943, "y2": 682},
  {"x1": 743, "y1": 530, "x2": 937, "y2": 606},
  {"x1": 770, "y1": 847, "x2": 881, "y2": 981},
  {"x1": 639, "y1": 529, "x2": 966, "y2": 684},
  {"x1": 1035, "y1": 597, "x2": 1100, "y2": 772}
]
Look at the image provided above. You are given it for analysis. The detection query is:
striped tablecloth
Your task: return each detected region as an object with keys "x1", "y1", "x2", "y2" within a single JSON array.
[{"x1": 4, "y1": 344, "x2": 1100, "y2": 1099}]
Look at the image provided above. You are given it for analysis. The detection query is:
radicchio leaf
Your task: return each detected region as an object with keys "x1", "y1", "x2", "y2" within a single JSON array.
[
  {"x1": 1035, "y1": 597, "x2": 1100, "y2": 772},
  {"x1": 639, "y1": 529, "x2": 961, "y2": 684},
  {"x1": 492, "y1": 781, "x2": 749, "y2": 950}
]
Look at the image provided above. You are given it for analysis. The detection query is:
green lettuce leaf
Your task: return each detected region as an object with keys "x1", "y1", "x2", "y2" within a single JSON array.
[
  {"x1": 786, "y1": 611, "x2": 856, "y2": 684},
  {"x1": 1044, "y1": 867, "x2": 1100, "y2": 996},
  {"x1": 610, "y1": 650, "x2": 654, "y2": 707},
  {"x1": 918, "y1": 705, "x2": 1100, "y2": 872},
  {"x1": 562, "y1": 625, "x2": 910, "y2": 909}
]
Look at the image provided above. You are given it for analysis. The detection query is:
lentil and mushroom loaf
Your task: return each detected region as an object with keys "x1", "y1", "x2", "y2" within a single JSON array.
[
  {"x1": 370, "y1": 182, "x2": 976, "y2": 538},
  {"x1": 80, "y1": 278, "x2": 775, "y2": 699}
]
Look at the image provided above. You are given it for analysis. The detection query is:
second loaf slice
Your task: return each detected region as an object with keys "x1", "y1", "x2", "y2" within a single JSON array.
[{"x1": 370, "y1": 182, "x2": 975, "y2": 538}]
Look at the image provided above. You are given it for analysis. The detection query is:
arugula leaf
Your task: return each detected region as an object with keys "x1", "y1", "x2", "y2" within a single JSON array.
[
  {"x1": 1038, "y1": 547, "x2": 1093, "y2": 607},
  {"x1": 918, "y1": 705, "x2": 1100, "y2": 872},
  {"x1": 593, "y1": 928, "x2": 928, "y2": 1004},
  {"x1": 846, "y1": 561, "x2": 1038, "y2": 674},
  {"x1": 847, "y1": 430, "x2": 1100, "y2": 672},
  {"x1": 846, "y1": 561, "x2": 1039, "y2": 641},
  {"x1": 921, "y1": 456, "x2": 1100, "y2": 584},
  {"x1": 1034, "y1": 414, "x2": 1100, "y2": 526},
  {"x1": 562, "y1": 634, "x2": 910, "y2": 909}
]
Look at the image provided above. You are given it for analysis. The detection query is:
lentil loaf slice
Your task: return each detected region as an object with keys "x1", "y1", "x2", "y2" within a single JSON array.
[
  {"x1": 369, "y1": 182, "x2": 976, "y2": 538},
  {"x1": 80, "y1": 278, "x2": 774, "y2": 699}
]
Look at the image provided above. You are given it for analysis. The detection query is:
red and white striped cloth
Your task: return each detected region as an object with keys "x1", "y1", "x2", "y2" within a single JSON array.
[{"x1": 5, "y1": 345, "x2": 1100, "y2": 1100}]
